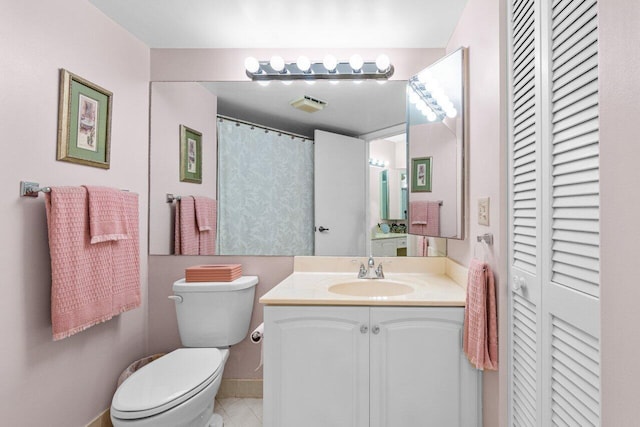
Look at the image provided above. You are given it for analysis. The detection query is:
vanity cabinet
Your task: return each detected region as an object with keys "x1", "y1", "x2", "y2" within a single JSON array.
[
  {"x1": 371, "y1": 236, "x2": 407, "y2": 257},
  {"x1": 263, "y1": 305, "x2": 481, "y2": 427}
]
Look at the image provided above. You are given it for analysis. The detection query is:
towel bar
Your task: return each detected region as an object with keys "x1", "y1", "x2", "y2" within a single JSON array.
[
  {"x1": 166, "y1": 193, "x2": 182, "y2": 203},
  {"x1": 20, "y1": 181, "x2": 50, "y2": 197}
]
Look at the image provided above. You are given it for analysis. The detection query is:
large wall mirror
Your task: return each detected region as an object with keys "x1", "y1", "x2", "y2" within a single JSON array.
[
  {"x1": 407, "y1": 47, "x2": 468, "y2": 240},
  {"x1": 149, "y1": 74, "x2": 462, "y2": 256}
]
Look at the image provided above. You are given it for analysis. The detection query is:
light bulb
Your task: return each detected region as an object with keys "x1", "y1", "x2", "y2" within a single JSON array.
[
  {"x1": 296, "y1": 56, "x2": 311, "y2": 72},
  {"x1": 270, "y1": 55, "x2": 285, "y2": 72},
  {"x1": 416, "y1": 100, "x2": 427, "y2": 111},
  {"x1": 426, "y1": 110, "x2": 437, "y2": 122},
  {"x1": 323, "y1": 54, "x2": 337, "y2": 72},
  {"x1": 257, "y1": 80, "x2": 270, "y2": 87},
  {"x1": 305, "y1": 80, "x2": 316, "y2": 85},
  {"x1": 409, "y1": 91, "x2": 419, "y2": 104},
  {"x1": 353, "y1": 80, "x2": 363, "y2": 85},
  {"x1": 376, "y1": 54, "x2": 390, "y2": 72},
  {"x1": 418, "y1": 70, "x2": 432, "y2": 84},
  {"x1": 446, "y1": 108, "x2": 458, "y2": 118},
  {"x1": 244, "y1": 57, "x2": 260, "y2": 74},
  {"x1": 349, "y1": 54, "x2": 364, "y2": 72},
  {"x1": 281, "y1": 80, "x2": 293, "y2": 86}
]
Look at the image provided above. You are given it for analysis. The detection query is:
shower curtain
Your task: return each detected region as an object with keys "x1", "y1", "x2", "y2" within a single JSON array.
[{"x1": 217, "y1": 119, "x2": 314, "y2": 255}]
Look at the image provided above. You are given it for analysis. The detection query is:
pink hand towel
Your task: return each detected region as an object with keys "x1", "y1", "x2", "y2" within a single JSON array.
[
  {"x1": 111, "y1": 192, "x2": 141, "y2": 315},
  {"x1": 82, "y1": 185, "x2": 129, "y2": 244},
  {"x1": 45, "y1": 187, "x2": 114, "y2": 340},
  {"x1": 193, "y1": 197, "x2": 217, "y2": 255},
  {"x1": 174, "y1": 196, "x2": 199, "y2": 255},
  {"x1": 463, "y1": 258, "x2": 498, "y2": 370},
  {"x1": 425, "y1": 201, "x2": 441, "y2": 236},
  {"x1": 409, "y1": 201, "x2": 428, "y2": 234}
]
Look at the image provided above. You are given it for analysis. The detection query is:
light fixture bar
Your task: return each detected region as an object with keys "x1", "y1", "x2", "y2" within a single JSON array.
[
  {"x1": 408, "y1": 79, "x2": 446, "y2": 121},
  {"x1": 245, "y1": 58, "x2": 394, "y2": 81}
]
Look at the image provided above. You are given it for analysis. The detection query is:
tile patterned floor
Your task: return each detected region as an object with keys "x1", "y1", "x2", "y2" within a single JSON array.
[{"x1": 215, "y1": 397, "x2": 263, "y2": 427}]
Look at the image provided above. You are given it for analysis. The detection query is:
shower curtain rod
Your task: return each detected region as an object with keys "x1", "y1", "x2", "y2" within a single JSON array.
[{"x1": 217, "y1": 115, "x2": 313, "y2": 142}]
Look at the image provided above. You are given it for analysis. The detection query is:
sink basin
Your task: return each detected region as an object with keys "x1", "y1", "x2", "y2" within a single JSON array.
[{"x1": 328, "y1": 280, "x2": 414, "y2": 297}]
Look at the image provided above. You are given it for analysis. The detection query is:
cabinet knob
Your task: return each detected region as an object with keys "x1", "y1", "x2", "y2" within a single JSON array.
[
  {"x1": 360, "y1": 325, "x2": 368, "y2": 334},
  {"x1": 372, "y1": 325, "x2": 380, "y2": 335},
  {"x1": 512, "y1": 276, "x2": 526, "y2": 292}
]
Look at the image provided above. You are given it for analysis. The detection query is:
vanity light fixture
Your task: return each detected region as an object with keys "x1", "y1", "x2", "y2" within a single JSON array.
[
  {"x1": 408, "y1": 78, "x2": 458, "y2": 122},
  {"x1": 244, "y1": 54, "x2": 394, "y2": 81},
  {"x1": 369, "y1": 158, "x2": 389, "y2": 168}
]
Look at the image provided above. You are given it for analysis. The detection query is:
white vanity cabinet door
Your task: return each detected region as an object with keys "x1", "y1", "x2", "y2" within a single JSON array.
[
  {"x1": 263, "y1": 306, "x2": 370, "y2": 427},
  {"x1": 369, "y1": 307, "x2": 482, "y2": 427}
]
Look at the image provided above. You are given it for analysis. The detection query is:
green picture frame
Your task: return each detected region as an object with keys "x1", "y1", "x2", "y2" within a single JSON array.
[
  {"x1": 56, "y1": 69, "x2": 112, "y2": 169},
  {"x1": 411, "y1": 156, "x2": 432, "y2": 192},
  {"x1": 180, "y1": 125, "x2": 202, "y2": 183}
]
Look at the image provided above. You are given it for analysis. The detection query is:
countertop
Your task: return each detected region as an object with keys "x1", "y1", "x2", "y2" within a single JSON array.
[
  {"x1": 259, "y1": 256, "x2": 468, "y2": 307},
  {"x1": 371, "y1": 232, "x2": 407, "y2": 240}
]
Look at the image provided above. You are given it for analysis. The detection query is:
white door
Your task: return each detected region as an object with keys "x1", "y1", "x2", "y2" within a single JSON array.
[
  {"x1": 507, "y1": 0, "x2": 601, "y2": 424},
  {"x1": 263, "y1": 306, "x2": 370, "y2": 427},
  {"x1": 369, "y1": 307, "x2": 481, "y2": 427},
  {"x1": 314, "y1": 130, "x2": 367, "y2": 256}
]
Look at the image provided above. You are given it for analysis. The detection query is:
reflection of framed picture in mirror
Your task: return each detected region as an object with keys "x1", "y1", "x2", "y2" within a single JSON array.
[
  {"x1": 411, "y1": 157, "x2": 432, "y2": 192},
  {"x1": 57, "y1": 69, "x2": 112, "y2": 169},
  {"x1": 180, "y1": 125, "x2": 202, "y2": 183}
]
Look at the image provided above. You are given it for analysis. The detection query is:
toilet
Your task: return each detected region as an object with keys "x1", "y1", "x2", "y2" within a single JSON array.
[{"x1": 110, "y1": 276, "x2": 259, "y2": 427}]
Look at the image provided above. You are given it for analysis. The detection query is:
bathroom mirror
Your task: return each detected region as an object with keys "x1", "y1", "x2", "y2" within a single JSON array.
[
  {"x1": 149, "y1": 78, "x2": 454, "y2": 256},
  {"x1": 407, "y1": 47, "x2": 467, "y2": 239}
]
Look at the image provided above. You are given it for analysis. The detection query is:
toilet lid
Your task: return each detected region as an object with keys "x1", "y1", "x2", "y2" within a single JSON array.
[{"x1": 111, "y1": 348, "x2": 223, "y2": 419}]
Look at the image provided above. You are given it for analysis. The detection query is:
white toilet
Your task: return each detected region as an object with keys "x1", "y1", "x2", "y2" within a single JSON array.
[{"x1": 110, "y1": 276, "x2": 258, "y2": 427}]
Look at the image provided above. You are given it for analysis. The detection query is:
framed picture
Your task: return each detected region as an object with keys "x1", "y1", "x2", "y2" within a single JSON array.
[
  {"x1": 57, "y1": 69, "x2": 112, "y2": 169},
  {"x1": 180, "y1": 125, "x2": 202, "y2": 183},
  {"x1": 411, "y1": 157, "x2": 432, "y2": 192}
]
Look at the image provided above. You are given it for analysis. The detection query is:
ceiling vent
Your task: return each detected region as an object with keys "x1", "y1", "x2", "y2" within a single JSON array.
[{"x1": 290, "y1": 95, "x2": 328, "y2": 113}]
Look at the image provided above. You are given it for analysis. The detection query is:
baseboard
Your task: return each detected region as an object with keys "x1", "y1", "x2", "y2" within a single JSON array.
[
  {"x1": 86, "y1": 408, "x2": 112, "y2": 427},
  {"x1": 217, "y1": 379, "x2": 263, "y2": 398}
]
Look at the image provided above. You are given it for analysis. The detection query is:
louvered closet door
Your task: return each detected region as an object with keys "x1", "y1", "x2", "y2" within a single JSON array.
[
  {"x1": 508, "y1": 0, "x2": 544, "y2": 424},
  {"x1": 541, "y1": 0, "x2": 601, "y2": 424},
  {"x1": 508, "y1": 0, "x2": 601, "y2": 425}
]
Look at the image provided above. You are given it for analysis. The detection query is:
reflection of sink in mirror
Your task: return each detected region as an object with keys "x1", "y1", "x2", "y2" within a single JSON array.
[{"x1": 328, "y1": 280, "x2": 414, "y2": 297}]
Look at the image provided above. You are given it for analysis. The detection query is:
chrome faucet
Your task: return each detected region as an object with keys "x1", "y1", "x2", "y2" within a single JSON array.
[{"x1": 358, "y1": 256, "x2": 385, "y2": 279}]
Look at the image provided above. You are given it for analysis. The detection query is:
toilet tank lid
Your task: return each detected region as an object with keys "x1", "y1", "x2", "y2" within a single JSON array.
[{"x1": 173, "y1": 275, "x2": 258, "y2": 292}]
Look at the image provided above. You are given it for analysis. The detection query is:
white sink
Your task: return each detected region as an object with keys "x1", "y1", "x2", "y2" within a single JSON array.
[{"x1": 328, "y1": 280, "x2": 414, "y2": 297}]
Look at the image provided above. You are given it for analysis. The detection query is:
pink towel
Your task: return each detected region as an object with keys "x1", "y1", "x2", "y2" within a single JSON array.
[
  {"x1": 174, "y1": 196, "x2": 199, "y2": 255},
  {"x1": 409, "y1": 201, "x2": 440, "y2": 235},
  {"x1": 409, "y1": 201, "x2": 428, "y2": 234},
  {"x1": 82, "y1": 185, "x2": 129, "y2": 243},
  {"x1": 111, "y1": 192, "x2": 141, "y2": 315},
  {"x1": 45, "y1": 187, "x2": 140, "y2": 340},
  {"x1": 463, "y1": 258, "x2": 498, "y2": 370},
  {"x1": 193, "y1": 197, "x2": 217, "y2": 255},
  {"x1": 425, "y1": 201, "x2": 440, "y2": 236}
]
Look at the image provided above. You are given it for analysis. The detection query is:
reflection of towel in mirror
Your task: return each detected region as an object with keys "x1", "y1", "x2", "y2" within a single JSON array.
[
  {"x1": 415, "y1": 236, "x2": 428, "y2": 256},
  {"x1": 174, "y1": 196, "x2": 199, "y2": 255},
  {"x1": 463, "y1": 258, "x2": 498, "y2": 370},
  {"x1": 193, "y1": 196, "x2": 217, "y2": 255},
  {"x1": 409, "y1": 201, "x2": 440, "y2": 235}
]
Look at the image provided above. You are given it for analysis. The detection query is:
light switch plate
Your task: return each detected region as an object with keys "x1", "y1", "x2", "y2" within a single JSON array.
[{"x1": 478, "y1": 197, "x2": 490, "y2": 226}]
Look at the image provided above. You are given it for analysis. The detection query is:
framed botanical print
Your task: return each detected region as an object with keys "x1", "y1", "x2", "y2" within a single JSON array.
[
  {"x1": 57, "y1": 69, "x2": 112, "y2": 169},
  {"x1": 180, "y1": 125, "x2": 202, "y2": 183},
  {"x1": 411, "y1": 156, "x2": 432, "y2": 192}
]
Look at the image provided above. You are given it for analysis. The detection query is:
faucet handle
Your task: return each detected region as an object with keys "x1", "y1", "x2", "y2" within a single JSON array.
[
  {"x1": 375, "y1": 263, "x2": 385, "y2": 279},
  {"x1": 358, "y1": 263, "x2": 367, "y2": 278}
]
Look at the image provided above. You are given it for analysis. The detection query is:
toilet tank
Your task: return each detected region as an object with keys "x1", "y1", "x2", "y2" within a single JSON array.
[{"x1": 172, "y1": 276, "x2": 258, "y2": 347}]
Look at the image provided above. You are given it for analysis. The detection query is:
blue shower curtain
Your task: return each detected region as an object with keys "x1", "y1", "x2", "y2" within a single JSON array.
[{"x1": 217, "y1": 119, "x2": 314, "y2": 255}]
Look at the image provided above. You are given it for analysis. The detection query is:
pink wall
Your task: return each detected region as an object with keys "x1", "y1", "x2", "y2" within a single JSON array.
[
  {"x1": 0, "y1": 1, "x2": 150, "y2": 425},
  {"x1": 599, "y1": 0, "x2": 640, "y2": 424},
  {"x1": 149, "y1": 82, "x2": 218, "y2": 254},
  {"x1": 444, "y1": 0, "x2": 507, "y2": 425},
  {"x1": 147, "y1": 256, "x2": 294, "y2": 379}
]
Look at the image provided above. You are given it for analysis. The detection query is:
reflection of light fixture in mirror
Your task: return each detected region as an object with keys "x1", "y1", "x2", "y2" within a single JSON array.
[
  {"x1": 369, "y1": 158, "x2": 389, "y2": 168},
  {"x1": 245, "y1": 54, "x2": 394, "y2": 81}
]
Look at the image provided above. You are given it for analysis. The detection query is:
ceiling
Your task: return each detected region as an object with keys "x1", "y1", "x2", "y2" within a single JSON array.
[
  {"x1": 88, "y1": 0, "x2": 468, "y2": 49},
  {"x1": 90, "y1": 0, "x2": 469, "y2": 137}
]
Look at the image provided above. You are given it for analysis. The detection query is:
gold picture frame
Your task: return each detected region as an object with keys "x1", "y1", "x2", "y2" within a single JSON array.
[{"x1": 57, "y1": 69, "x2": 112, "y2": 169}]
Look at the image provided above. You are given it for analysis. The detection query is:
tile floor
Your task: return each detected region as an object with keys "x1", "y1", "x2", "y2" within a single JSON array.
[{"x1": 215, "y1": 397, "x2": 263, "y2": 427}]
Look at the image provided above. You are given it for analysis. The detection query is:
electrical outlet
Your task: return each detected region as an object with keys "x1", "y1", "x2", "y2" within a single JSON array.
[{"x1": 478, "y1": 197, "x2": 490, "y2": 226}]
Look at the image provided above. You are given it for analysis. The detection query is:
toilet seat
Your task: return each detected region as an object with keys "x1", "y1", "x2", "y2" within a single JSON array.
[{"x1": 111, "y1": 348, "x2": 224, "y2": 420}]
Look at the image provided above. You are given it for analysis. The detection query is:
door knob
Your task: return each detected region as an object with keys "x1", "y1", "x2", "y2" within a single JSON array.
[
  {"x1": 360, "y1": 325, "x2": 368, "y2": 334},
  {"x1": 318, "y1": 226, "x2": 330, "y2": 232},
  {"x1": 372, "y1": 325, "x2": 380, "y2": 335}
]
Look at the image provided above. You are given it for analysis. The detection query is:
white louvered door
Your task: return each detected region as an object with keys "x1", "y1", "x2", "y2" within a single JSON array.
[{"x1": 508, "y1": 0, "x2": 601, "y2": 425}]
